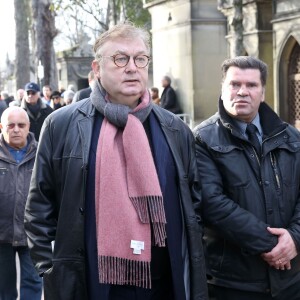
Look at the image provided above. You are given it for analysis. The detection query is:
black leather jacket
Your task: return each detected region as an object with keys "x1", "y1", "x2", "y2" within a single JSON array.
[
  {"x1": 25, "y1": 99, "x2": 208, "y2": 300},
  {"x1": 194, "y1": 99, "x2": 300, "y2": 297}
]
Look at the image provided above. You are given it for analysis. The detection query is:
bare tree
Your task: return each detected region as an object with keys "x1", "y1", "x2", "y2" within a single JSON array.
[
  {"x1": 14, "y1": 0, "x2": 31, "y2": 89},
  {"x1": 31, "y1": 0, "x2": 59, "y2": 89}
]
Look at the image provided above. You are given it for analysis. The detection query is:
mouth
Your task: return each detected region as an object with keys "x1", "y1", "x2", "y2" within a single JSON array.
[
  {"x1": 233, "y1": 99, "x2": 248, "y2": 105},
  {"x1": 124, "y1": 79, "x2": 139, "y2": 83}
]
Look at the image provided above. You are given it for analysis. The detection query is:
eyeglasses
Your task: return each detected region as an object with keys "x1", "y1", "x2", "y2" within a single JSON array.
[
  {"x1": 101, "y1": 54, "x2": 151, "y2": 68},
  {"x1": 27, "y1": 90, "x2": 37, "y2": 95},
  {"x1": 6, "y1": 123, "x2": 28, "y2": 130},
  {"x1": 52, "y1": 96, "x2": 60, "y2": 99}
]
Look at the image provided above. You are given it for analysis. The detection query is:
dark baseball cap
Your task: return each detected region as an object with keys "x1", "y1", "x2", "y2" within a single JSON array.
[{"x1": 24, "y1": 82, "x2": 40, "y2": 92}]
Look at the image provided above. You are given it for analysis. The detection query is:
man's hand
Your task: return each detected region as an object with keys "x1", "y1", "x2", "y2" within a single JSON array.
[{"x1": 261, "y1": 227, "x2": 297, "y2": 270}]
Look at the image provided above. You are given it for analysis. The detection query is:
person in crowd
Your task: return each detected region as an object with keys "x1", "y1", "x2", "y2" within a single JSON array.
[
  {"x1": 72, "y1": 71, "x2": 95, "y2": 103},
  {"x1": 50, "y1": 91, "x2": 64, "y2": 110},
  {"x1": 160, "y1": 75, "x2": 182, "y2": 114},
  {"x1": 63, "y1": 89, "x2": 75, "y2": 105},
  {"x1": 1, "y1": 90, "x2": 14, "y2": 106},
  {"x1": 24, "y1": 21, "x2": 208, "y2": 300},
  {"x1": 150, "y1": 87, "x2": 160, "y2": 105},
  {"x1": 9, "y1": 89, "x2": 25, "y2": 107},
  {"x1": 194, "y1": 56, "x2": 300, "y2": 300},
  {"x1": 21, "y1": 82, "x2": 53, "y2": 141},
  {"x1": 0, "y1": 107, "x2": 42, "y2": 300},
  {"x1": 41, "y1": 85, "x2": 52, "y2": 106},
  {"x1": 0, "y1": 92, "x2": 7, "y2": 120},
  {"x1": 67, "y1": 84, "x2": 76, "y2": 92}
]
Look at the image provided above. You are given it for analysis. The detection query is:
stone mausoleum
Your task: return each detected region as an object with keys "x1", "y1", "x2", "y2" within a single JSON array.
[{"x1": 145, "y1": 0, "x2": 300, "y2": 127}]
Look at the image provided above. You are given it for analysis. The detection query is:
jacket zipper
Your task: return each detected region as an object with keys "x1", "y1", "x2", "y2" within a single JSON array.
[{"x1": 270, "y1": 152, "x2": 281, "y2": 189}]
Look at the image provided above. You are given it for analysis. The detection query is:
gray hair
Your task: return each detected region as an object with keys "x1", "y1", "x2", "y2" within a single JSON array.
[
  {"x1": 93, "y1": 21, "x2": 151, "y2": 60},
  {"x1": 221, "y1": 56, "x2": 268, "y2": 86},
  {"x1": 163, "y1": 76, "x2": 171, "y2": 84}
]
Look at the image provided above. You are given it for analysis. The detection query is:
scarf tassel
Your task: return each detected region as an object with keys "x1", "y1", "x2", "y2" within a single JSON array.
[
  {"x1": 130, "y1": 196, "x2": 167, "y2": 247},
  {"x1": 98, "y1": 256, "x2": 151, "y2": 289}
]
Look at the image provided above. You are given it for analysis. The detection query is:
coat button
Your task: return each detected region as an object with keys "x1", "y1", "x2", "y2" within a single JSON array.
[
  {"x1": 79, "y1": 207, "x2": 84, "y2": 215},
  {"x1": 264, "y1": 181, "x2": 270, "y2": 186}
]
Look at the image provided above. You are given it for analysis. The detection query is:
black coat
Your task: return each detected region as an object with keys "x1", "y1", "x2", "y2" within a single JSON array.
[
  {"x1": 21, "y1": 98, "x2": 53, "y2": 141},
  {"x1": 194, "y1": 98, "x2": 300, "y2": 297},
  {"x1": 160, "y1": 85, "x2": 182, "y2": 114},
  {"x1": 25, "y1": 99, "x2": 208, "y2": 300},
  {"x1": 72, "y1": 87, "x2": 92, "y2": 103}
]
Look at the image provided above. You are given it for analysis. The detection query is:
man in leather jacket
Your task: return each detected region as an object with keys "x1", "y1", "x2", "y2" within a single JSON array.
[
  {"x1": 24, "y1": 22, "x2": 208, "y2": 300},
  {"x1": 0, "y1": 107, "x2": 42, "y2": 299},
  {"x1": 194, "y1": 56, "x2": 300, "y2": 300}
]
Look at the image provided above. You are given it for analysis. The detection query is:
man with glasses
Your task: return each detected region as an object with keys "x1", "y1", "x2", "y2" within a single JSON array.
[
  {"x1": 21, "y1": 82, "x2": 53, "y2": 141},
  {"x1": 0, "y1": 107, "x2": 42, "y2": 300},
  {"x1": 25, "y1": 22, "x2": 208, "y2": 300}
]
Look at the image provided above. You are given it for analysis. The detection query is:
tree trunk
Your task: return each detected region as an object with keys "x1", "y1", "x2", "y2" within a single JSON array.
[
  {"x1": 231, "y1": 0, "x2": 244, "y2": 57},
  {"x1": 14, "y1": 0, "x2": 30, "y2": 89},
  {"x1": 31, "y1": 0, "x2": 58, "y2": 90}
]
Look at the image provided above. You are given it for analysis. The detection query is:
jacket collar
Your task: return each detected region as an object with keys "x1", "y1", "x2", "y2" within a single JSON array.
[
  {"x1": 218, "y1": 96, "x2": 288, "y2": 138},
  {"x1": 151, "y1": 105, "x2": 181, "y2": 131},
  {"x1": 0, "y1": 132, "x2": 37, "y2": 162},
  {"x1": 21, "y1": 98, "x2": 48, "y2": 110}
]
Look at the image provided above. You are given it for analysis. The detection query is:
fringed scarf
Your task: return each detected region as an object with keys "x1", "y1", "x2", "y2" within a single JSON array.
[{"x1": 91, "y1": 81, "x2": 167, "y2": 289}]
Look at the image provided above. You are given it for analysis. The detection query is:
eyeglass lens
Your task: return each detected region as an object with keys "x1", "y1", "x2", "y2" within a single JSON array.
[
  {"x1": 113, "y1": 54, "x2": 149, "y2": 68},
  {"x1": 7, "y1": 123, "x2": 27, "y2": 129}
]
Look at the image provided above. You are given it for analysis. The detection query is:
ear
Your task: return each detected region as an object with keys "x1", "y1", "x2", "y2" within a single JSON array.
[
  {"x1": 91, "y1": 60, "x2": 101, "y2": 79},
  {"x1": 0, "y1": 123, "x2": 2, "y2": 130}
]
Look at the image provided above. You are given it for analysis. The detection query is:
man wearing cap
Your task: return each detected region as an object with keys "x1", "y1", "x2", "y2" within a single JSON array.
[{"x1": 21, "y1": 82, "x2": 53, "y2": 141}]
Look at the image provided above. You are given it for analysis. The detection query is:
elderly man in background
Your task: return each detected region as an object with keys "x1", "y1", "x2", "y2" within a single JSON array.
[
  {"x1": 160, "y1": 76, "x2": 182, "y2": 114},
  {"x1": 25, "y1": 22, "x2": 208, "y2": 300},
  {"x1": 21, "y1": 82, "x2": 53, "y2": 141},
  {"x1": 0, "y1": 107, "x2": 42, "y2": 300}
]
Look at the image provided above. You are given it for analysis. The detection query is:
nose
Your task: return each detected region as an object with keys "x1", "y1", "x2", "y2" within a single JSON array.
[
  {"x1": 125, "y1": 57, "x2": 137, "y2": 72},
  {"x1": 237, "y1": 85, "x2": 249, "y2": 96}
]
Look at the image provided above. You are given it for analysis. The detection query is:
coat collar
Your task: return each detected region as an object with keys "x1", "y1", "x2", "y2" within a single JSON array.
[{"x1": 218, "y1": 96, "x2": 288, "y2": 138}]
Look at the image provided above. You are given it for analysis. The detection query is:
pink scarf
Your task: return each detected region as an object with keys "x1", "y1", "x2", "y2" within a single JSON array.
[{"x1": 95, "y1": 92, "x2": 167, "y2": 289}]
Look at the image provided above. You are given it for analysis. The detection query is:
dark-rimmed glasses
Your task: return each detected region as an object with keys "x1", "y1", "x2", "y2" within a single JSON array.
[
  {"x1": 27, "y1": 90, "x2": 37, "y2": 96},
  {"x1": 101, "y1": 54, "x2": 151, "y2": 68},
  {"x1": 6, "y1": 123, "x2": 28, "y2": 130}
]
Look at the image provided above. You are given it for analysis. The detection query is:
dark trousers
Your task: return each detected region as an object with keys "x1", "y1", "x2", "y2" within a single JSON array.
[
  {"x1": 0, "y1": 244, "x2": 42, "y2": 300},
  {"x1": 209, "y1": 283, "x2": 300, "y2": 300}
]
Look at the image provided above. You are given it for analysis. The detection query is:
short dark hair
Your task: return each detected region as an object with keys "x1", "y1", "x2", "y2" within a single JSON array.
[
  {"x1": 221, "y1": 56, "x2": 268, "y2": 86},
  {"x1": 151, "y1": 87, "x2": 159, "y2": 93},
  {"x1": 50, "y1": 91, "x2": 61, "y2": 99}
]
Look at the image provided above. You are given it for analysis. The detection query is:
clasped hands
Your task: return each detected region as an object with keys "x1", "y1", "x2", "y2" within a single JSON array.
[{"x1": 261, "y1": 227, "x2": 297, "y2": 271}]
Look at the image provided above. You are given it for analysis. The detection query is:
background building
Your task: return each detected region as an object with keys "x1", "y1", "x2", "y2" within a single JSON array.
[
  {"x1": 146, "y1": 0, "x2": 300, "y2": 128},
  {"x1": 145, "y1": 0, "x2": 227, "y2": 125}
]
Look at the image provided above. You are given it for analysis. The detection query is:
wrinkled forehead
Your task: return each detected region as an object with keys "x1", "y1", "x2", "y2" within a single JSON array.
[{"x1": 3, "y1": 110, "x2": 30, "y2": 125}]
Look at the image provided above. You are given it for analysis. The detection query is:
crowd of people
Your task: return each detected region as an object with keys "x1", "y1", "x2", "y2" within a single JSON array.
[{"x1": 1, "y1": 21, "x2": 300, "y2": 300}]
